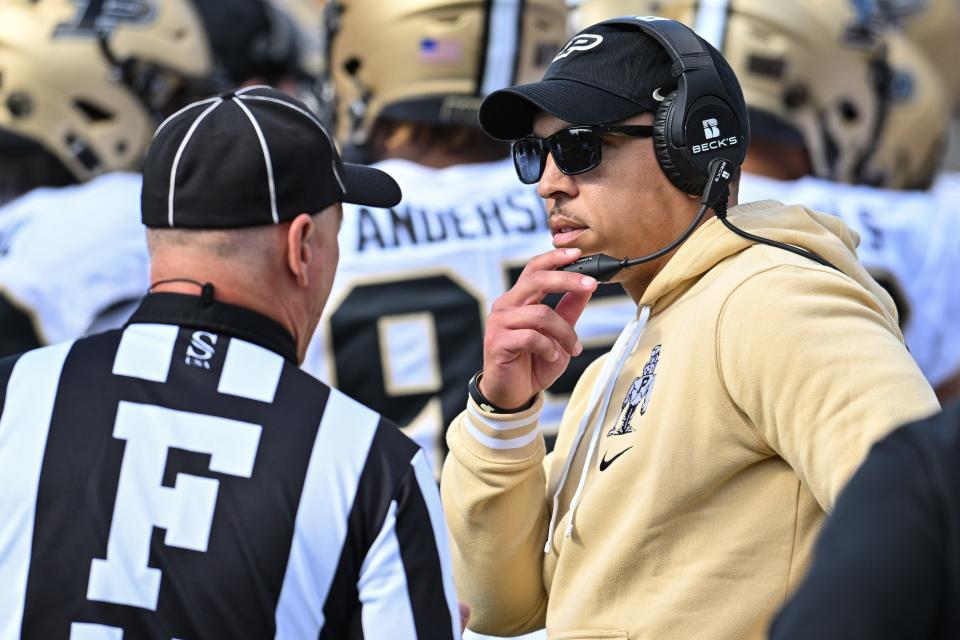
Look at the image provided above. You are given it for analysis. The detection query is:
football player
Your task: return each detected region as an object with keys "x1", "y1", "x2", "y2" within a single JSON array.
[
  {"x1": 0, "y1": 0, "x2": 312, "y2": 355},
  {"x1": 0, "y1": 0, "x2": 219, "y2": 354},
  {"x1": 301, "y1": 0, "x2": 637, "y2": 471}
]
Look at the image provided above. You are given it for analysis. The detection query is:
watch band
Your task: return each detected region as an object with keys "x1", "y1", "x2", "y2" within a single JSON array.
[{"x1": 468, "y1": 370, "x2": 535, "y2": 414}]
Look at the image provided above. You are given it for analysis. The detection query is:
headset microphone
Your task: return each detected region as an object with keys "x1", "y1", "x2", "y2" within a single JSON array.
[{"x1": 559, "y1": 158, "x2": 733, "y2": 282}]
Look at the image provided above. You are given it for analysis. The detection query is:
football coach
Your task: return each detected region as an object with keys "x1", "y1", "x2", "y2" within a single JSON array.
[
  {"x1": 440, "y1": 16, "x2": 939, "y2": 639},
  {"x1": 0, "y1": 87, "x2": 461, "y2": 639}
]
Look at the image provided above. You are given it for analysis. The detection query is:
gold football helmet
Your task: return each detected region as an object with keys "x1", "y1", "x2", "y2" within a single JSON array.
[
  {"x1": 863, "y1": 31, "x2": 949, "y2": 189},
  {"x1": 326, "y1": 0, "x2": 568, "y2": 147},
  {"x1": 0, "y1": 0, "x2": 214, "y2": 182},
  {"x1": 881, "y1": 0, "x2": 960, "y2": 110},
  {"x1": 576, "y1": 0, "x2": 893, "y2": 184}
]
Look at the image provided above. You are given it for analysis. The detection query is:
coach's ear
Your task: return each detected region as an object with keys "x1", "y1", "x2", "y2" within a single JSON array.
[{"x1": 286, "y1": 212, "x2": 316, "y2": 288}]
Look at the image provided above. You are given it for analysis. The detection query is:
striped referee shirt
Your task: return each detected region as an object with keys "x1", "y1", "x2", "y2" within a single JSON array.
[{"x1": 0, "y1": 293, "x2": 460, "y2": 639}]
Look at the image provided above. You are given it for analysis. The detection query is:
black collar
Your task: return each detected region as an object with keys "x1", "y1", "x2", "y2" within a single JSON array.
[{"x1": 127, "y1": 293, "x2": 298, "y2": 364}]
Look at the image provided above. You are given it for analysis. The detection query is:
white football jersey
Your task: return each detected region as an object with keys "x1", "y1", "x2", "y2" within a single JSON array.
[
  {"x1": 0, "y1": 172, "x2": 148, "y2": 345},
  {"x1": 740, "y1": 172, "x2": 960, "y2": 387},
  {"x1": 301, "y1": 158, "x2": 637, "y2": 470}
]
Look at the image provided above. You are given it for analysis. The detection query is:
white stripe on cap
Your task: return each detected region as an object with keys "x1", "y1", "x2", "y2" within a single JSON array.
[
  {"x1": 232, "y1": 97, "x2": 280, "y2": 224},
  {"x1": 240, "y1": 95, "x2": 347, "y2": 193},
  {"x1": 153, "y1": 96, "x2": 221, "y2": 139},
  {"x1": 236, "y1": 84, "x2": 272, "y2": 95},
  {"x1": 693, "y1": 0, "x2": 731, "y2": 50},
  {"x1": 482, "y1": 0, "x2": 522, "y2": 96},
  {"x1": 168, "y1": 98, "x2": 224, "y2": 227}
]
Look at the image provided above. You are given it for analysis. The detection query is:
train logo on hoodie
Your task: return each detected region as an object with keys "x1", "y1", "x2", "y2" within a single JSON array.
[{"x1": 608, "y1": 345, "x2": 661, "y2": 437}]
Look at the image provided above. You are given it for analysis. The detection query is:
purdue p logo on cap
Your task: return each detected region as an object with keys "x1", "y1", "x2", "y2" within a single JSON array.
[{"x1": 552, "y1": 34, "x2": 603, "y2": 61}]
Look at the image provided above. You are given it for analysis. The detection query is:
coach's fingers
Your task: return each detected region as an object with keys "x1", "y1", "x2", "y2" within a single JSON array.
[
  {"x1": 500, "y1": 305, "x2": 582, "y2": 357},
  {"x1": 498, "y1": 270, "x2": 597, "y2": 309},
  {"x1": 554, "y1": 289, "x2": 595, "y2": 328},
  {"x1": 496, "y1": 248, "x2": 589, "y2": 304},
  {"x1": 491, "y1": 329, "x2": 563, "y2": 364},
  {"x1": 521, "y1": 247, "x2": 583, "y2": 275}
]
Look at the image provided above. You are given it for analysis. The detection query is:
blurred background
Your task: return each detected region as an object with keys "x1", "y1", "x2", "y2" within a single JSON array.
[{"x1": 1, "y1": 1, "x2": 958, "y2": 638}]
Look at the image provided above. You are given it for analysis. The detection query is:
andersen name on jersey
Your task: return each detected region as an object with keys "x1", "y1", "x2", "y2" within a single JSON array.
[{"x1": 301, "y1": 158, "x2": 638, "y2": 468}]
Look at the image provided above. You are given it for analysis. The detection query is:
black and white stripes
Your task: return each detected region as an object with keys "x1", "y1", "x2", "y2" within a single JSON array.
[
  {"x1": 0, "y1": 302, "x2": 460, "y2": 639},
  {"x1": 0, "y1": 343, "x2": 73, "y2": 639}
]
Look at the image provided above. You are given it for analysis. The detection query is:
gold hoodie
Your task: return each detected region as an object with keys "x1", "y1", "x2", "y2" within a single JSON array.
[{"x1": 441, "y1": 200, "x2": 940, "y2": 640}]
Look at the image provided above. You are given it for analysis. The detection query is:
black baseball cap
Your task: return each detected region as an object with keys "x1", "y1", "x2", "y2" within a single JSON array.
[
  {"x1": 478, "y1": 21, "x2": 737, "y2": 140},
  {"x1": 141, "y1": 86, "x2": 401, "y2": 228}
]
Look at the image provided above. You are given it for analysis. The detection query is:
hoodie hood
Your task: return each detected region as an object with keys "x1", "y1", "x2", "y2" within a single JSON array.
[{"x1": 639, "y1": 199, "x2": 898, "y2": 323}]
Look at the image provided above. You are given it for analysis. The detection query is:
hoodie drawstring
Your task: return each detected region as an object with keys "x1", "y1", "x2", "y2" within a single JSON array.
[{"x1": 544, "y1": 305, "x2": 651, "y2": 554}]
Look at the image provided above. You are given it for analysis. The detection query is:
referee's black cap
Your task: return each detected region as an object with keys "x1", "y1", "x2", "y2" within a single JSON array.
[{"x1": 141, "y1": 86, "x2": 401, "y2": 229}]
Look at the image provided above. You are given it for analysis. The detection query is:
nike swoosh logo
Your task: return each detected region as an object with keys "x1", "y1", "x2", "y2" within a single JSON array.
[{"x1": 599, "y1": 446, "x2": 633, "y2": 471}]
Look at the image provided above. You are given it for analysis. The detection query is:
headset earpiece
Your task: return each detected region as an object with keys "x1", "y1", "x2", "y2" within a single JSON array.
[
  {"x1": 653, "y1": 89, "x2": 704, "y2": 195},
  {"x1": 559, "y1": 17, "x2": 838, "y2": 280},
  {"x1": 600, "y1": 17, "x2": 749, "y2": 196}
]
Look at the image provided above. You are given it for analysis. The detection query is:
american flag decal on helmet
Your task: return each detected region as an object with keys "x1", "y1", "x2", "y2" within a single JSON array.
[{"x1": 419, "y1": 38, "x2": 463, "y2": 64}]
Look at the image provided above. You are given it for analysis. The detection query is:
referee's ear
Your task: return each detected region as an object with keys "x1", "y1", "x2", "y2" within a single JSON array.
[{"x1": 286, "y1": 212, "x2": 317, "y2": 288}]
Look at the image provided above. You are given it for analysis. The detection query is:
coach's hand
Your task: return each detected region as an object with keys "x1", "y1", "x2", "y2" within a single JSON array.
[{"x1": 479, "y1": 248, "x2": 597, "y2": 410}]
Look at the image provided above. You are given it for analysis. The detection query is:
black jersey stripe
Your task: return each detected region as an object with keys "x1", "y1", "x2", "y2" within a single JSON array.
[
  {"x1": 410, "y1": 450, "x2": 461, "y2": 637},
  {"x1": 395, "y1": 454, "x2": 457, "y2": 639},
  {"x1": 0, "y1": 292, "x2": 42, "y2": 358},
  {"x1": 319, "y1": 419, "x2": 421, "y2": 639}
]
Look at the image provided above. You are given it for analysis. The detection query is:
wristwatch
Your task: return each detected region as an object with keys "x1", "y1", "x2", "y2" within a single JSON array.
[{"x1": 468, "y1": 370, "x2": 535, "y2": 414}]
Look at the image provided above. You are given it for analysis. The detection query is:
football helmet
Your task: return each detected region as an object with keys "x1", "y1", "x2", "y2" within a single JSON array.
[
  {"x1": 270, "y1": 0, "x2": 326, "y2": 78},
  {"x1": 325, "y1": 0, "x2": 568, "y2": 147},
  {"x1": 576, "y1": 0, "x2": 893, "y2": 184},
  {"x1": 863, "y1": 31, "x2": 949, "y2": 189},
  {"x1": 0, "y1": 0, "x2": 215, "y2": 182},
  {"x1": 878, "y1": 0, "x2": 960, "y2": 109}
]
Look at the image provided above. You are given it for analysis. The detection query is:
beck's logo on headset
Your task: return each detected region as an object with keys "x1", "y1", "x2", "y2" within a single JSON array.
[
  {"x1": 553, "y1": 34, "x2": 603, "y2": 62},
  {"x1": 702, "y1": 118, "x2": 721, "y2": 140},
  {"x1": 692, "y1": 114, "x2": 739, "y2": 155}
]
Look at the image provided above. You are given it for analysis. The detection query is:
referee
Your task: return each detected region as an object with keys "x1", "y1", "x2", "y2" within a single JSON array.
[{"x1": 0, "y1": 87, "x2": 461, "y2": 639}]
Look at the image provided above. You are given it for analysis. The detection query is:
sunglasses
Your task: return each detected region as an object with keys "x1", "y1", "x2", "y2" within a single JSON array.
[{"x1": 511, "y1": 124, "x2": 654, "y2": 184}]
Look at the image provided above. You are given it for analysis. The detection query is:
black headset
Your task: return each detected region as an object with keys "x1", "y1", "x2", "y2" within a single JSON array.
[
  {"x1": 560, "y1": 17, "x2": 839, "y2": 280},
  {"x1": 606, "y1": 16, "x2": 749, "y2": 195}
]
